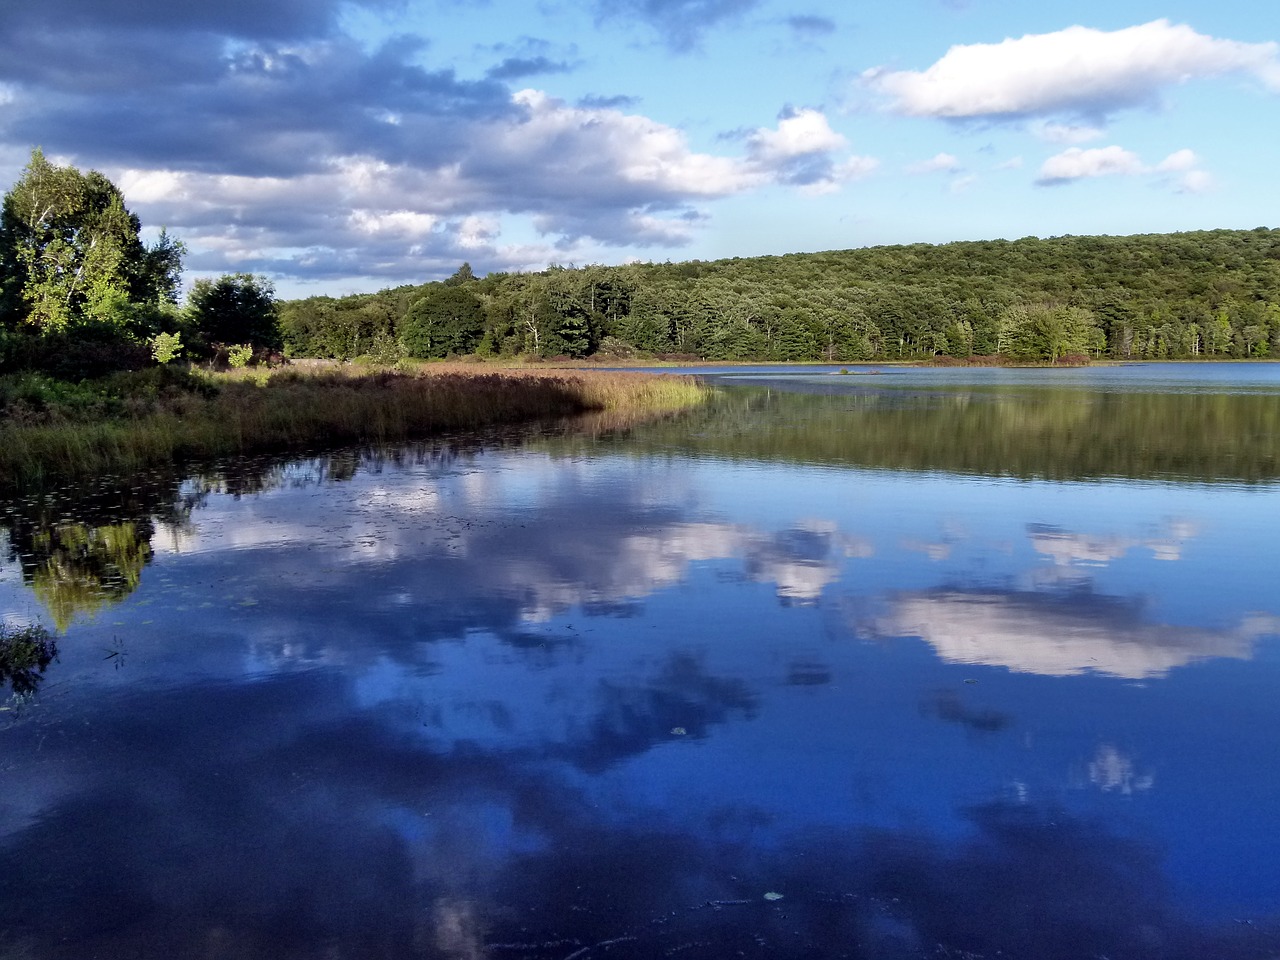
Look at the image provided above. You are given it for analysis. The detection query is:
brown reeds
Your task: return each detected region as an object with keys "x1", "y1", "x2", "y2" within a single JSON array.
[{"x1": 0, "y1": 366, "x2": 708, "y2": 489}]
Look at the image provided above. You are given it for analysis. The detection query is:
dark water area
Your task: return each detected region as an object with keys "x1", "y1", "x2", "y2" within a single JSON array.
[{"x1": 2, "y1": 363, "x2": 1280, "y2": 958}]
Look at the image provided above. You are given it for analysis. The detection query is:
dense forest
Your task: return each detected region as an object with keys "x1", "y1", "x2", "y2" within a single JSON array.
[{"x1": 280, "y1": 229, "x2": 1280, "y2": 364}]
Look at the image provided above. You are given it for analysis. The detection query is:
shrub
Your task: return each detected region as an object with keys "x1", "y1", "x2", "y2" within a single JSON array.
[
  {"x1": 151, "y1": 331, "x2": 183, "y2": 365},
  {"x1": 227, "y1": 344, "x2": 253, "y2": 368}
]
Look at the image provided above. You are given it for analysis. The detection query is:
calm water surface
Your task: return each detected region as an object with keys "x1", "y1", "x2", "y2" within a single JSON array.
[{"x1": 2, "y1": 363, "x2": 1279, "y2": 958}]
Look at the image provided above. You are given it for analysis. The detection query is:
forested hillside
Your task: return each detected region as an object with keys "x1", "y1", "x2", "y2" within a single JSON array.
[{"x1": 280, "y1": 229, "x2": 1280, "y2": 364}]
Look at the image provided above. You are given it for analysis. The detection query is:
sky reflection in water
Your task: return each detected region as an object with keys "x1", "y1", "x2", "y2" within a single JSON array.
[{"x1": 2, "y1": 366, "x2": 1280, "y2": 958}]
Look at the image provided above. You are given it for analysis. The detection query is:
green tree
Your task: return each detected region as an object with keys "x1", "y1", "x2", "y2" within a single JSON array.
[
  {"x1": 400, "y1": 285, "x2": 485, "y2": 358},
  {"x1": 0, "y1": 148, "x2": 181, "y2": 338},
  {"x1": 441, "y1": 262, "x2": 477, "y2": 287},
  {"x1": 187, "y1": 273, "x2": 281, "y2": 352}
]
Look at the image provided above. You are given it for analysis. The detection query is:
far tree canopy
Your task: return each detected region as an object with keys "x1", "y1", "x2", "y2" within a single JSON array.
[
  {"x1": 399, "y1": 284, "x2": 485, "y2": 358},
  {"x1": 186, "y1": 273, "x2": 281, "y2": 352}
]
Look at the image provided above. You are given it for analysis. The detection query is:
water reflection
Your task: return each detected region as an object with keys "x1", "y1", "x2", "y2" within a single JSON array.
[
  {"x1": 873, "y1": 587, "x2": 1268, "y2": 678},
  {"x1": 1029, "y1": 520, "x2": 1199, "y2": 568},
  {"x1": 620, "y1": 371, "x2": 1280, "y2": 482},
  {"x1": 1, "y1": 367, "x2": 1280, "y2": 957},
  {"x1": 0, "y1": 624, "x2": 57, "y2": 696}
]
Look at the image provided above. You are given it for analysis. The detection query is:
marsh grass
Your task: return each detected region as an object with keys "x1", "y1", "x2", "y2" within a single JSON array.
[{"x1": 0, "y1": 366, "x2": 708, "y2": 488}]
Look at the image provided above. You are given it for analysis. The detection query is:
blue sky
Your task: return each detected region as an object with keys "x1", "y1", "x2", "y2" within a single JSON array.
[{"x1": 1, "y1": 0, "x2": 1276, "y2": 296}]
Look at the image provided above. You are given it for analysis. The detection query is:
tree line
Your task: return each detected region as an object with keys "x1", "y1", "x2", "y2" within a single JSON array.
[{"x1": 281, "y1": 230, "x2": 1280, "y2": 364}]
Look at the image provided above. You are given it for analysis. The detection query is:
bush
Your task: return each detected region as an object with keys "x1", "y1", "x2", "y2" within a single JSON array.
[
  {"x1": 227, "y1": 344, "x2": 253, "y2": 368},
  {"x1": 150, "y1": 331, "x2": 183, "y2": 364}
]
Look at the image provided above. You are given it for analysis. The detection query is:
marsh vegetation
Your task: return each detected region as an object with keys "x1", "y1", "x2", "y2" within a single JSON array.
[{"x1": 0, "y1": 365, "x2": 709, "y2": 487}]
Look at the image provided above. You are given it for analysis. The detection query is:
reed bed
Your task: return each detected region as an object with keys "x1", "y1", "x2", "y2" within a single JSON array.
[{"x1": 0, "y1": 366, "x2": 709, "y2": 488}]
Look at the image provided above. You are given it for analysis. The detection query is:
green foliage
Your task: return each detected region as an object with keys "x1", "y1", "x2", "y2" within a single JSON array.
[
  {"x1": 226, "y1": 343, "x2": 253, "y2": 368},
  {"x1": 400, "y1": 285, "x2": 485, "y2": 358},
  {"x1": 442, "y1": 261, "x2": 477, "y2": 287},
  {"x1": 278, "y1": 284, "x2": 421, "y2": 359},
  {"x1": 187, "y1": 273, "x2": 280, "y2": 353},
  {"x1": 150, "y1": 331, "x2": 183, "y2": 365},
  {"x1": 0, "y1": 148, "x2": 183, "y2": 341}
]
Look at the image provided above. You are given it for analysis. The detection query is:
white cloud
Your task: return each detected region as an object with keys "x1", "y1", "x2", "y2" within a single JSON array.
[
  {"x1": 745, "y1": 107, "x2": 846, "y2": 163},
  {"x1": 994, "y1": 156, "x2": 1023, "y2": 171},
  {"x1": 1156, "y1": 148, "x2": 1198, "y2": 172},
  {"x1": 949, "y1": 173, "x2": 978, "y2": 193},
  {"x1": 906, "y1": 151, "x2": 960, "y2": 174},
  {"x1": 832, "y1": 155, "x2": 879, "y2": 181},
  {"x1": 866, "y1": 20, "x2": 1280, "y2": 120},
  {"x1": 456, "y1": 215, "x2": 500, "y2": 250},
  {"x1": 507, "y1": 88, "x2": 755, "y2": 198},
  {"x1": 744, "y1": 107, "x2": 878, "y2": 193},
  {"x1": 1175, "y1": 169, "x2": 1215, "y2": 194},
  {"x1": 1035, "y1": 145, "x2": 1146, "y2": 184},
  {"x1": 347, "y1": 209, "x2": 438, "y2": 238},
  {"x1": 112, "y1": 93, "x2": 873, "y2": 285},
  {"x1": 1036, "y1": 144, "x2": 1213, "y2": 191}
]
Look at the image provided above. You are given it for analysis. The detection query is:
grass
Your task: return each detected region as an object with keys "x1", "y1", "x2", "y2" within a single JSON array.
[{"x1": 0, "y1": 364, "x2": 709, "y2": 488}]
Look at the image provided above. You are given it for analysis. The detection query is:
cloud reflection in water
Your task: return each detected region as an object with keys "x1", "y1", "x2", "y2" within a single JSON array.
[{"x1": 2, "y1": 440, "x2": 1280, "y2": 956}]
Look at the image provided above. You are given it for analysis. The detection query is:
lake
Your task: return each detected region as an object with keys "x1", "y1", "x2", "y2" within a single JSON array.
[{"x1": 2, "y1": 362, "x2": 1279, "y2": 959}]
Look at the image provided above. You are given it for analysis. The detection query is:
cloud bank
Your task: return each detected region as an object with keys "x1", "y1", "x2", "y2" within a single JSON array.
[{"x1": 866, "y1": 20, "x2": 1280, "y2": 121}]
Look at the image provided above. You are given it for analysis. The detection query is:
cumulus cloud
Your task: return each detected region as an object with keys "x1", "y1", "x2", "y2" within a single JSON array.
[
  {"x1": 874, "y1": 587, "x2": 1262, "y2": 679},
  {"x1": 1035, "y1": 145, "x2": 1211, "y2": 189},
  {"x1": 577, "y1": 93, "x2": 640, "y2": 109},
  {"x1": 1156, "y1": 148, "x2": 1199, "y2": 173},
  {"x1": 1036, "y1": 146, "x2": 1146, "y2": 185},
  {"x1": 741, "y1": 107, "x2": 878, "y2": 193},
  {"x1": 1174, "y1": 169, "x2": 1215, "y2": 194},
  {"x1": 866, "y1": 20, "x2": 1280, "y2": 121}
]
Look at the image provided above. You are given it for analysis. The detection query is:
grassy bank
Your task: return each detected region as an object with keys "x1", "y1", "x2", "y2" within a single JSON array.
[{"x1": 0, "y1": 365, "x2": 709, "y2": 488}]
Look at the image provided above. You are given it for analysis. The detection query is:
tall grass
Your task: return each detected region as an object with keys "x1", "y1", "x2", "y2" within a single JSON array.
[{"x1": 0, "y1": 366, "x2": 709, "y2": 488}]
